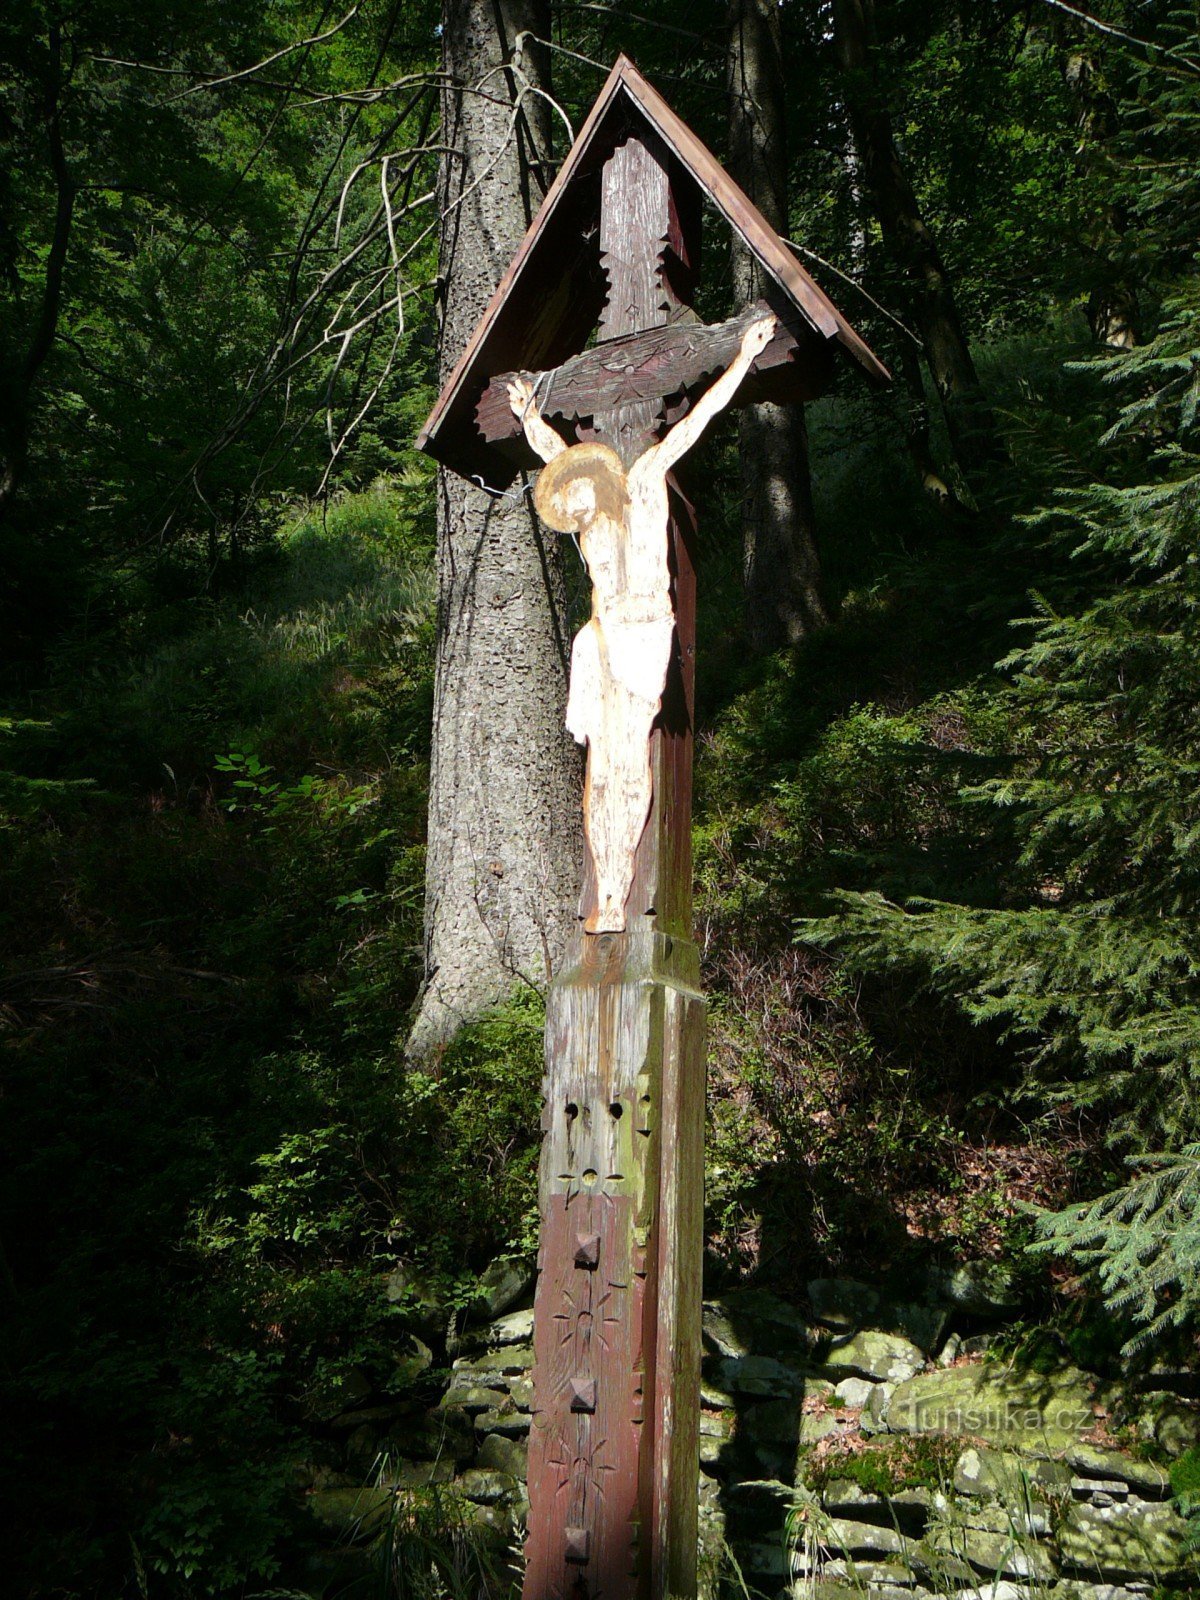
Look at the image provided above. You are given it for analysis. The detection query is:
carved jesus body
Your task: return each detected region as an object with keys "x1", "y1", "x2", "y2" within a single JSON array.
[{"x1": 510, "y1": 313, "x2": 776, "y2": 932}]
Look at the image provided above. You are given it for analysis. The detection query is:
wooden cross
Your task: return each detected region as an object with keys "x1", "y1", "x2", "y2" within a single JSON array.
[{"x1": 418, "y1": 58, "x2": 886, "y2": 1600}]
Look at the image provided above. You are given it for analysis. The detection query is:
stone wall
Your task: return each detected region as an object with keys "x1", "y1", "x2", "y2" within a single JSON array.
[{"x1": 301, "y1": 1263, "x2": 1200, "y2": 1598}]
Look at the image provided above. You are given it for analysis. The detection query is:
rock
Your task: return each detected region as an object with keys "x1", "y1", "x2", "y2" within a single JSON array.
[
  {"x1": 453, "y1": 1345, "x2": 533, "y2": 1375},
  {"x1": 699, "y1": 1408, "x2": 733, "y2": 1440},
  {"x1": 739, "y1": 1540, "x2": 790, "y2": 1578},
  {"x1": 382, "y1": 1458, "x2": 456, "y2": 1489},
  {"x1": 739, "y1": 1397, "x2": 800, "y2": 1446},
  {"x1": 714, "y1": 1289, "x2": 820, "y2": 1351},
  {"x1": 508, "y1": 1376, "x2": 534, "y2": 1411},
  {"x1": 825, "y1": 1516, "x2": 908, "y2": 1560},
  {"x1": 821, "y1": 1480, "x2": 931, "y2": 1535},
  {"x1": 463, "y1": 1501, "x2": 513, "y2": 1548},
  {"x1": 466, "y1": 1257, "x2": 533, "y2": 1324},
  {"x1": 715, "y1": 1353, "x2": 806, "y2": 1397},
  {"x1": 927, "y1": 1522, "x2": 1054, "y2": 1581},
  {"x1": 391, "y1": 1335, "x2": 434, "y2": 1388},
  {"x1": 1065, "y1": 1444, "x2": 1171, "y2": 1499},
  {"x1": 438, "y1": 1382, "x2": 507, "y2": 1414},
  {"x1": 954, "y1": 1585, "x2": 1037, "y2": 1600},
  {"x1": 1148, "y1": 1397, "x2": 1200, "y2": 1456},
  {"x1": 307, "y1": 1484, "x2": 394, "y2": 1538},
  {"x1": 921, "y1": 1261, "x2": 1021, "y2": 1316},
  {"x1": 702, "y1": 1301, "x2": 751, "y2": 1358},
  {"x1": 304, "y1": 1365, "x2": 374, "y2": 1422},
  {"x1": 816, "y1": 1559, "x2": 922, "y2": 1590},
  {"x1": 886, "y1": 1362, "x2": 1097, "y2": 1454},
  {"x1": 344, "y1": 1424, "x2": 379, "y2": 1465},
  {"x1": 476, "y1": 1404, "x2": 531, "y2": 1436},
  {"x1": 821, "y1": 1329, "x2": 925, "y2": 1385},
  {"x1": 861, "y1": 1382, "x2": 896, "y2": 1435},
  {"x1": 953, "y1": 1445, "x2": 1070, "y2": 1500},
  {"x1": 1055, "y1": 1584, "x2": 1163, "y2": 1600},
  {"x1": 960, "y1": 1500, "x2": 1051, "y2": 1540},
  {"x1": 936, "y1": 1333, "x2": 963, "y2": 1367},
  {"x1": 398, "y1": 1405, "x2": 475, "y2": 1464},
  {"x1": 807, "y1": 1277, "x2": 948, "y2": 1355},
  {"x1": 798, "y1": 1408, "x2": 843, "y2": 1446},
  {"x1": 1071, "y1": 1476, "x2": 1130, "y2": 1504},
  {"x1": 833, "y1": 1376, "x2": 877, "y2": 1409},
  {"x1": 329, "y1": 1403, "x2": 406, "y2": 1431},
  {"x1": 808, "y1": 1277, "x2": 880, "y2": 1328},
  {"x1": 383, "y1": 1265, "x2": 446, "y2": 1336},
  {"x1": 458, "y1": 1468, "x2": 517, "y2": 1504},
  {"x1": 700, "y1": 1377, "x2": 735, "y2": 1410},
  {"x1": 476, "y1": 1431, "x2": 527, "y2": 1476},
  {"x1": 458, "y1": 1306, "x2": 534, "y2": 1350},
  {"x1": 1058, "y1": 1499, "x2": 1194, "y2": 1583}
]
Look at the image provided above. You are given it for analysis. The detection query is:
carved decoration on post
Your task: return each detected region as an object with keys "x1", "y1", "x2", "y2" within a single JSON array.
[{"x1": 418, "y1": 55, "x2": 886, "y2": 1600}]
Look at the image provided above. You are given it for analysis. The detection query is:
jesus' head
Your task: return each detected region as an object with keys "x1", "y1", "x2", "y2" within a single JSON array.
[{"x1": 533, "y1": 441, "x2": 630, "y2": 535}]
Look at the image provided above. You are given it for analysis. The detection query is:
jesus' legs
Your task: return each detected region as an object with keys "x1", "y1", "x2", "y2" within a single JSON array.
[{"x1": 583, "y1": 686, "x2": 658, "y2": 933}]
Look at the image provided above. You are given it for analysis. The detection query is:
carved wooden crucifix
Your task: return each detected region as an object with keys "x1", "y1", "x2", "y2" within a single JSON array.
[{"x1": 418, "y1": 57, "x2": 886, "y2": 1600}]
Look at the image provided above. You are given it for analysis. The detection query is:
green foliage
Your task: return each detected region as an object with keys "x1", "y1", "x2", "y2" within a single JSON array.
[
  {"x1": 375, "y1": 1482, "x2": 508, "y2": 1600},
  {"x1": 802, "y1": 24, "x2": 1200, "y2": 1355},
  {"x1": 1033, "y1": 1147, "x2": 1200, "y2": 1357},
  {"x1": 804, "y1": 1435, "x2": 958, "y2": 1498},
  {"x1": 394, "y1": 992, "x2": 546, "y2": 1275}
]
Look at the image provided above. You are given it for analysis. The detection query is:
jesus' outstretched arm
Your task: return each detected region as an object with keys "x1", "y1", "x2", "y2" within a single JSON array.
[
  {"x1": 507, "y1": 376, "x2": 569, "y2": 466},
  {"x1": 637, "y1": 313, "x2": 776, "y2": 480}
]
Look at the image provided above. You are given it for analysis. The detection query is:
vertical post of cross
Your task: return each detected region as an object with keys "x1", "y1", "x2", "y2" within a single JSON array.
[{"x1": 521, "y1": 130, "x2": 707, "y2": 1600}]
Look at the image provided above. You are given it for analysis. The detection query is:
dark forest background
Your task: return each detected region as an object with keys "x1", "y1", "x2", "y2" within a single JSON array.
[{"x1": 5, "y1": 0, "x2": 1200, "y2": 1593}]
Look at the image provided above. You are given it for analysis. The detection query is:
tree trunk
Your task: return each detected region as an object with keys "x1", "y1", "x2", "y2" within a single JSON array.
[
  {"x1": 727, "y1": 0, "x2": 827, "y2": 650},
  {"x1": 832, "y1": 0, "x2": 1004, "y2": 482},
  {"x1": 409, "y1": 0, "x2": 582, "y2": 1054}
]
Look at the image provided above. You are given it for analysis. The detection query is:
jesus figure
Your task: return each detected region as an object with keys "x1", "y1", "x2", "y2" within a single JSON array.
[{"x1": 509, "y1": 312, "x2": 777, "y2": 933}]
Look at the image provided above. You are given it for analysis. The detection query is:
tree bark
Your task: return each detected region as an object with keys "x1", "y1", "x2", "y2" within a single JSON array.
[
  {"x1": 409, "y1": 0, "x2": 582, "y2": 1054},
  {"x1": 832, "y1": 0, "x2": 1004, "y2": 482},
  {"x1": 727, "y1": 0, "x2": 827, "y2": 650}
]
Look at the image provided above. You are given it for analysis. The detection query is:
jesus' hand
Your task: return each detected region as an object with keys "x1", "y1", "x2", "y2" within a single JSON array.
[
  {"x1": 740, "y1": 314, "x2": 776, "y2": 361},
  {"x1": 507, "y1": 375, "x2": 536, "y2": 419}
]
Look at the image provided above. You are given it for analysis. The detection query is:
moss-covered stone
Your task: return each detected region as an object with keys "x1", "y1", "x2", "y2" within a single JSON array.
[
  {"x1": 953, "y1": 1443, "x2": 1071, "y2": 1499},
  {"x1": 398, "y1": 1404, "x2": 476, "y2": 1463},
  {"x1": 820, "y1": 1328, "x2": 925, "y2": 1385},
  {"x1": 926, "y1": 1519, "x2": 1055, "y2": 1580},
  {"x1": 438, "y1": 1381, "x2": 507, "y2": 1414},
  {"x1": 452, "y1": 1345, "x2": 533, "y2": 1374},
  {"x1": 1066, "y1": 1443, "x2": 1171, "y2": 1498},
  {"x1": 457, "y1": 1467, "x2": 517, "y2": 1504},
  {"x1": 1057, "y1": 1498, "x2": 1195, "y2": 1583},
  {"x1": 476, "y1": 1431, "x2": 527, "y2": 1477},
  {"x1": 476, "y1": 1403, "x2": 531, "y2": 1436},
  {"x1": 465, "y1": 1257, "x2": 532, "y2": 1323},
  {"x1": 820, "y1": 1479, "x2": 931, "y2": 1535},
  {"x1": 822, "y1": 1517, "x2": 911, "y2": 1567},
  {"x1": 715, "y1": 1352, "x2": 806, "y2": 1397},
  {"x1": 383, "y1": 1458, "x2": 456, "y2": 1490},
  {"x1": 887, "y1": 1361, "x2": 1097, "y2": 1454},
  {"x1": 307, "y1": 1484, "x2": 394, "y2": 1539}
]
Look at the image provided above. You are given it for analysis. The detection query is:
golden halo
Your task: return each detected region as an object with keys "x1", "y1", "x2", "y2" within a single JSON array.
[{"x1": 533, "y1": 442, "x2": 627, "y2": 533}]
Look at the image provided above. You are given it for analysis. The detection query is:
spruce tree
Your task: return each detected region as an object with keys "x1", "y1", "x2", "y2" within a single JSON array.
[{"x1": 808, "y1": 11, "x2": 1200, "y2": 1354}]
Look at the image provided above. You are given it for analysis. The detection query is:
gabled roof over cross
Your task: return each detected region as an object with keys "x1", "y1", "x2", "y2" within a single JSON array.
[{"x1": 418, "y1": 54, "x2": 888, "y2": 488}]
